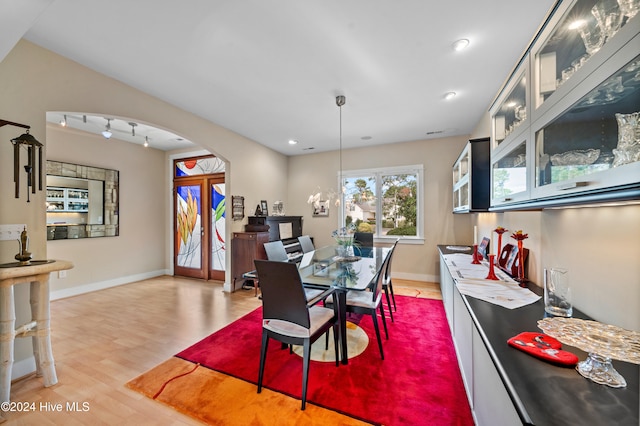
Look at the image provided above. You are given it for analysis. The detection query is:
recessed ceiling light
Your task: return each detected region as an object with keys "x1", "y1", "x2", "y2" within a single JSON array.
[
  {"x1": 288, "y1": 139, "x2": 298, "y2": 145},
  {"x1": 452, "y1": 39, "x2": 470, "y2": 51},
  {"x1": 444, "y1": 92, "x2": 457, "y2": 100},
  {"x1": 568, "y1": 20, "x2": 585, "y2": 30}
]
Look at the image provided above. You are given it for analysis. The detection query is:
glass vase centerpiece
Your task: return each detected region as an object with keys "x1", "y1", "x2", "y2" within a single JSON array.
[
  {"x1": 332, "y1": 224, "x2": 357, "y2": 258},
  {"x1": 510, "y1": 230, "x2": 529, "y2": 286}
]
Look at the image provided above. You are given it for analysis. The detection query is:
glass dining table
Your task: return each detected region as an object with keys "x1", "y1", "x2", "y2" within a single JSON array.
[{"x1": 297, "y1": 245, "x2": 391, "y2": 364}]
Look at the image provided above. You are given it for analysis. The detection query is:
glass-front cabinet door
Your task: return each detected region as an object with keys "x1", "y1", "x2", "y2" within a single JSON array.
[
  {"x1": 491, "y1": 61, "x2": 529, "y2": 152},
  {"x1": 452, "y1": 146, "x2": 470, "y2": 212},
  {"x1": 532, "y1": 0, "x2": 639, "y2": 115},
  {"x1": 533, "y1": 49, "x2": 640, "y2": 199},
  {"x1": 488, "y1": 1, "x2": 639, "y2": 209},
  {"x1": 491, "y1": 139, "x2": 530, "y2": 206}
]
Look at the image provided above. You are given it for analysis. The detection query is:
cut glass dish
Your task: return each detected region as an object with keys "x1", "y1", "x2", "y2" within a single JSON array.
[{"x1": 538, "y1": 317, "x2": 640, "y2": 388}]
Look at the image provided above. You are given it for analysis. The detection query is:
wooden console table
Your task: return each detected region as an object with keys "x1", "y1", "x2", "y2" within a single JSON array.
[{"x1": 0, "y1": 260, "x2": 73, "y2": 412}]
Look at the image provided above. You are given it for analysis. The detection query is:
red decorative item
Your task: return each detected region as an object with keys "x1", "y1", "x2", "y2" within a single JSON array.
[
  {"x1": 471, "y1": 244, "x2": 481, "y2": 264},
  {"x1": 485, "y1": 254, "x2": 498, "y2": 280},
  {"x1": 493, "y1": 227, "x2": 508, "y2": 265},
  {"x1": 508, "y1": 332, "x2": 579, "y2": 366},
  {"x1": 510, "y1": 230, "x2": 529, "y2": 286}
]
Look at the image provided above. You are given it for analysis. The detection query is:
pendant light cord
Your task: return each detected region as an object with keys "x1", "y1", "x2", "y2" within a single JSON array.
[
  {"x1": 336, "y1": 95, "x2": 346, "y2": 198},
  {"x1": 339, "y1": 102, "x2": 342, "y2": 189}
]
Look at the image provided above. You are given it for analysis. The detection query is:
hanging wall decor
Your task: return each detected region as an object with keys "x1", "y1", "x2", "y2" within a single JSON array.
[{"x1": 2, "y1": 119, "x2": 43, "y2": 202}]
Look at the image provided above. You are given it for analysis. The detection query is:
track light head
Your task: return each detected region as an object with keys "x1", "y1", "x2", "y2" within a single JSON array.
[{"x1": 102, "y1": 118, "x2": 112, "y2": 139}]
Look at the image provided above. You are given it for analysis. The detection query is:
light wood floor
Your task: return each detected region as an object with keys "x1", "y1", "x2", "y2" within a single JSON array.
[{"x1": 2, "y1": 276, "x2": 440, "y2": 425}]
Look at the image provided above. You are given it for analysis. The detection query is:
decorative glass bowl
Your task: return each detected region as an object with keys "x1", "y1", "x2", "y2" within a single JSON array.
[{"x1": 538, "y1": 317, "x2": 640, "y2": 388}]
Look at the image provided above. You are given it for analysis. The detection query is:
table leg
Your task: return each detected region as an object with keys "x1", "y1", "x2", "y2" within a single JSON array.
[
  {"x1": 337, "y1": 291, "x2": 348, "y2": 365},
  {"x1": 31, "y1": 277, "x2": 57, "y2": 387},
  {"x1": 29, "y1": 282, "x2": 41, "y2": 377},
  {"x1": 0, "y1": 286, "x2": 15, "y2": 403}
]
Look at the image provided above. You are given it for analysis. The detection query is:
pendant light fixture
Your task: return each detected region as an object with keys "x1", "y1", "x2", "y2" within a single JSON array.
[
  {"x1": 144, "y1": 136, "x2": 149, "y2": 147},
  {"x1": 306, "y1": 96, "x2": 346, "y2": 211},
  {"x1": 102, "y1": 118, "x2": 112, "y2": 139},
  {"x1": 129, "y1": 122, "x2": 137, "y2": 136}
]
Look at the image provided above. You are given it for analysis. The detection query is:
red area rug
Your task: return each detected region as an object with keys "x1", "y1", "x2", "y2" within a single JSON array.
[{"x1": 177, "y1": 295, "x2": 473, "y2": 426}]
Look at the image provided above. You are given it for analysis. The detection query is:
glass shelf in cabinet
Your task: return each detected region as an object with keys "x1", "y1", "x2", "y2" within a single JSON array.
[
  {"x1": 533, "y1": 0, "x2": 639, "y2": 110},
  {"x1": 493, "y1": 73, "x2": 528, "y2": 148}
]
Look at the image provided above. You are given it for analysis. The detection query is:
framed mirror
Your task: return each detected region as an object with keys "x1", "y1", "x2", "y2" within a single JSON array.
[{"x1": 45, "y1": 160, "x2": 119, "y2": 240}]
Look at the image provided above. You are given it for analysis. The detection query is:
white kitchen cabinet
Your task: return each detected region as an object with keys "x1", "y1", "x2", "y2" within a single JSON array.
[{"x1": 489, "y1": 0, "x2": 640, "y2": 210}]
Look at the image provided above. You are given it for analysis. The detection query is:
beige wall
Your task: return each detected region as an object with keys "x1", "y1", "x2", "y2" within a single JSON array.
[
  {"x1": 45, "y1": 125, "x2": 167, "y2": 295},
  {"x1": 288, "y1": 135, "x2": 472, "y2": 281},
  {"x1": 473, "y1": 206, "x2": 640, "y2": 331},
  {"x1": 0, "y1": 40, "x2": 288, "y2": 376}
]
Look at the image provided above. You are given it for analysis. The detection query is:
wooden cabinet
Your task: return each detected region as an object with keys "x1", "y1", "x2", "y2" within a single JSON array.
[
  {"x1": 489, "y1": 1, "x2": 640, "y2": 210},
  {"x1": 231, "y1": 232, "x2": 269, "y2": 291},
  {"x1": 452, "y1": 138, "x2": 491, "y2": 213}
]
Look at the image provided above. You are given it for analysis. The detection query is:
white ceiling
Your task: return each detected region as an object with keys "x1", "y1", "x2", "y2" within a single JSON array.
[{"x1": 4, "y1": 0, "x2": 558, "y2": 155}]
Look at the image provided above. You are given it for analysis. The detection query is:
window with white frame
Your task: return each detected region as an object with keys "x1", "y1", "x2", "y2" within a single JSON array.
[{"x1": 339, "y1": 165, "x2": 423, "y2": 240}]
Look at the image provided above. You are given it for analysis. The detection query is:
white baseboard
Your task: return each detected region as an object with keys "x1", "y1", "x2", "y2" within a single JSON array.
[
  {"x1": 11, "y1": 356, "x2": 36, "y2": 381},
  {"x1": 50, "y1": 269, "x2": 170, "y2": 300},
  {"x1": 393, "y1": 271, "x2": 439, "y2": 283}
]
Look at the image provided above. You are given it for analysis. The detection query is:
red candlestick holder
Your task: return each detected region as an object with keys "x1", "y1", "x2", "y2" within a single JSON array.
[
  {"x1": 494, "y1": 227, "x2": 508, "y2": 266},
  {"x1": 485, "y1": 254, "x2": 499, "y2": 280},
  {"x1": 516, "y1": 240, "x2": 527, "y2": 286},
  {"x1": 472, "y1": 244, "x2": 481, "y2": 264},
  {"x1": 510, "y1": 230, "x2": 529, "y2": 287}
]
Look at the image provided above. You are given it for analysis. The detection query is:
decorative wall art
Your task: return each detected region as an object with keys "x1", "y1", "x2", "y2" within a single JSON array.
[{"x1": 312, "y1": 200, "x2": 329, "y2": 217}]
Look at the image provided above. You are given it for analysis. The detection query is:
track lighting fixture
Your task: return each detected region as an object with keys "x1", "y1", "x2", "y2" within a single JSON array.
[
  {"x1": 129, "y1": 122, "x2": 137, "y2": 136},
  {"x1": 144, "y1": 136, "x2": 149, "y2": 147},
  {"x1": 59, "y1": 114, "x2": 67, "y2": 127},
  {"x1": 102, "y1": 118, "x2": 112, "y2": 139}
]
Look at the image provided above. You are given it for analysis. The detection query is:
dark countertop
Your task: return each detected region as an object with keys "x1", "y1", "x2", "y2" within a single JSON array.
[{"x1": 438, "y1": 245, "x2": 639, "y2": 426}]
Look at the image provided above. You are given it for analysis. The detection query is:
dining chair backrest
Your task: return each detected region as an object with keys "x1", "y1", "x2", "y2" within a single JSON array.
[
  {"x1": 254, "y1": 260, "x2": 310, "y2": 329},
  {"x1": 370, "y1": 251, "x2": 390, "y2": 302},
  {"x1": 354, "y1": 232, "x2": 374, "y2": 247},
  {"x1": 384, "y1": 239, "x2": 400, "y2": 280},
  {"x1": 298, "y1": 235, "x2": 315, "y2": 253},
  {"x1": 264, "y1": 241, "x2": 289, "y2": 262}
]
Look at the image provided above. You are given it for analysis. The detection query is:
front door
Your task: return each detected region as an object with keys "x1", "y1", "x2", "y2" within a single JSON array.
[{"x1": 173, "y1": 156, "x2": 226, "y2": 280}]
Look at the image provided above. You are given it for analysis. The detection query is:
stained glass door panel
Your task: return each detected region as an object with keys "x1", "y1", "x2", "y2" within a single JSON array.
[
  {"x1": 210, "y1": 181, "x2": 225, "y2": 281},
  {"x1": 175, "y1": 181, "x2": 204, "y2": 278}
]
